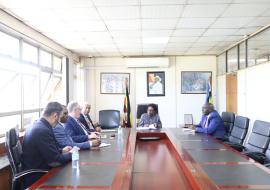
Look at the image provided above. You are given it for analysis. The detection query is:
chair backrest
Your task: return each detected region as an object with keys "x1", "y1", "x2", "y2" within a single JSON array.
[
  {"x1": 136, "y1": 104, "x2": 158, "y2": 119},
  {"x1": 99, "y1": 110, "x2": 120, "y2": 129},
  {"x1": 245, "y1": 120, "x2": 270, "y2": 153},
  {"x1": 221, "y1": 112, "x2": 235, "y2": 135},
  {"x1": 229, "y1": 116, "x2": 249, "y2": 145},
  {"x1": 5, "y1": 128, "x2": 23, "y2": 176}
]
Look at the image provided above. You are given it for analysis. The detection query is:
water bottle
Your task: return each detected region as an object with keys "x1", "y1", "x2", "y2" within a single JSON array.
[{"x1": 72, "y1": 146, "x2": 80, "y2": 169}]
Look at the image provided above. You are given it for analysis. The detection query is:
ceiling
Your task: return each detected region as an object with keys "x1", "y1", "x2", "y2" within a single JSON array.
[{"x1": 0, "y1": 0, "x2": 270, "y2": 57}]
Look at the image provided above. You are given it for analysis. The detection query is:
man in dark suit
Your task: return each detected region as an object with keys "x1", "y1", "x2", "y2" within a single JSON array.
[
  {"x1": 195, "y1": 103, "x2": 225, "y2": 138},
  {"x1": 53, "y1": 105, "x2": 101, "y2": 150},
  {"x1": 65, "y1": 101, "x2": 99, "y2": 142},
  {"x1": 79, "y1": 103, "x2": 101, "y2": 133},
  {"x1": 22, "y1": 102, "x2": 72, "y2": 188}
]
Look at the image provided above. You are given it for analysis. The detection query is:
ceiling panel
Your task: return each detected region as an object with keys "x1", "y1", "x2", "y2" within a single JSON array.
[
  {"x1": 1, "y1": 0, "x2": 270, "y2": 57},
  {"x1": 97, "y1": 6, "x2": 140, "y2": 19},
  {"x1": 211, "y1": 17, "x2": 253, "y2": 28},
  {"x1": 92, "y1": 0, "x2": 138, "y2": 6},
  {"x1": 173, "y1": 29, "x2": 206, "y2": 36},
  {"x1": 105, "y1": 19, "x2": 140, "y2": 30},
  {"x1": 141, "y1": 0, "x2": 186, "y2": 5},
  {"x1": 141, "y1": 5, "x2": 184, "y2": 18},
  {"x1": 203, "y1": 28, "x2": 238, "y2": 36},
  {"x1": 177, "y1": 18, "x2": 216, "y2": 29},
  {"x1": 222, "y1": 4, "x2": 270, "y2": 17},
  {"x1": 142, "y1": 19, "x2": 178, "y2": 29},
  {"x1": 182, "y1": 4, "x2": 228, "y2": 18}
]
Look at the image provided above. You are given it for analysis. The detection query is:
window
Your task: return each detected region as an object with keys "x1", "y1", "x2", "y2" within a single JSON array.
[
  {"x1": 53, "y1": 55, "x2": 62, "y2": 72},
  {"x1": 217, "y1": 53, "x2": 226, "y2": 75},
  {"x1": 227, "y1": 46, "x2": 238, "y2": 73},
  {"x1": 0, "y1": 31, "x2": 19, "y2": 58},
  {"x1": 22, "y1": 42, "x2": 38, "y2": 64},
  {"x1": 40, "y1": 49, "x2": 52, "y2": 68},
  {"x1": 239, "y1": 42, "x2": 246, "y2": 69},
  {"x1": 0, "y1": 115, "x2": 21, "y2": 135},
  {"x1": 247, "y1": 29, "x2": 270, "y2": 66},
  {"x1": 0, "y1": 30, "x2": 66, "y2": 135}
]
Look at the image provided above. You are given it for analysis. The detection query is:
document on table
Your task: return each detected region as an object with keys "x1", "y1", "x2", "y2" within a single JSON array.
[{"x1": 99, "y1": 142, "x2": 111, "y2": 148}]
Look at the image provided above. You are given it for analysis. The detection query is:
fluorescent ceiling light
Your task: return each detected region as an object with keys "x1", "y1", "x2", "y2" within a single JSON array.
[{"x1": 143, "y1": 37, "x2": 169, "y2": 44}]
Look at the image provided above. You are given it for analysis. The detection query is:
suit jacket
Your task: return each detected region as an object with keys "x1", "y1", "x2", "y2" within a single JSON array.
[
  {"x1": 64, "y1": 116, "x2": 89, "y2": 142},
  {"x1": 53, "y1": 123, "x2": 90, "y2": 150},
  {"x1": 79, "y1": 113, "x2": 96, "y2": 132},
  {"x1": 22, "y1": 118, "x2": 71, "y2": 188},
  {"x1": 195, "y1": 111, "x2": 225, "y2": 138}
]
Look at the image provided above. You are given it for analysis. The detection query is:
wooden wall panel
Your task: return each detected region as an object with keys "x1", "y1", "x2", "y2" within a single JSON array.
[{"x1": 226, "y1": 74, "x2": 238, "y2": 113}]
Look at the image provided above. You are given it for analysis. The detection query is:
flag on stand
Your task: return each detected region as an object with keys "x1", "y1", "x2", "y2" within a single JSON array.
[
  {"x1": 206, "y1": 76, "x2": 213, "y2": 104},
  {"x1": 123, "y1": 78, "x2": 132, "y2": 128}
]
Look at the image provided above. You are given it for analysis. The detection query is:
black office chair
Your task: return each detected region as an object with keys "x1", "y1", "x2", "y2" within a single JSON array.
[
  {"x1": 263, "y1": 145, "x2": 270, "y2": 167},
  {"x1": 221, "y1": 112, "x2": 235, "y2": 137},
  {"x1": 99, "y1": 110, "x2": 120, "y2": 129},
  {"x1": 5, "y1": 128, "x2": 47, "y2": 190},
  {"x1": 240, "y1": 120, "x2": 270, "y2": 164},
  {"x1": 223, "y1": 116, "x2": 249, "y2": 151}
]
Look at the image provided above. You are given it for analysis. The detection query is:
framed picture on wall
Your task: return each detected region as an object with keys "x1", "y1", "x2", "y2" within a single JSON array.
[
  {"x1": 147, "y1": 71, "x2": 165, "y2": 96},
  {"x1": 181, "y1": 71, "x2": 212, "y2": 94},
  {"x1": 100, "y1": 73, "x2": 130, "y2": 94}
]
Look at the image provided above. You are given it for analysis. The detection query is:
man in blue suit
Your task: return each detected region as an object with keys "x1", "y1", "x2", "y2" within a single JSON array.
[
  {"x1": 195, "y1": 103, "x2": 225, "y2": 138},
  {"x1": 22, "y1": 102, "x2": 72, "y2": 188},
  {"x1": 65, "y1": 101, "x2": 99, "y2": 142},
  {"x1": 53, "y1": 105, "x2": 101, "y2": 150},
  {"x1": 79, "y1": 103, "x2": 101, "y2": 133}
]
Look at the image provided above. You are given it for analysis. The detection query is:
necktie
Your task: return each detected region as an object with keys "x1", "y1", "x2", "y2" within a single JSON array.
[
  {"x1": 84, "y1": 115, "x2": 94, "y2": 130},
  {"x1": 77, "y1": 119, "x2": 89, "y2": 135},
  {"x1": 204, "y1": 114, "x2": 211, "y2": 129}
]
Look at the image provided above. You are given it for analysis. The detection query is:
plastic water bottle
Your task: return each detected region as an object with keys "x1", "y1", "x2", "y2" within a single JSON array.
[{"x1": 72, "y1": 146, "x2": 80, "y2": 169}]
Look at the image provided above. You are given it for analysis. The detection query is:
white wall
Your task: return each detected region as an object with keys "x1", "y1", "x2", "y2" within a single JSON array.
[
  {"x1": 83, "y1": 56, "x2": 216, "y2": 127},
  {"x1": 216, "y1": 75, "x2": 226, "y2": 113}
]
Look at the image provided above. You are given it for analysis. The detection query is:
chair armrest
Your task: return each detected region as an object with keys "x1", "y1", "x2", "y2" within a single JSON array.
[
  {"x1": 14, "y1": 169, "x2": 48, "y2": 180},
  {"x1": 243, "y1": 152, "x2": 266, "y2": 164},
  {"x1": 224, "y1": 142, "x2": 244, "y2": 152}
]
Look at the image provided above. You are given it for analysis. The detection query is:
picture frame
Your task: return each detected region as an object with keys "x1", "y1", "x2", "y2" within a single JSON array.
[
  {"x1": 147, "y1": 71, "x2": 165, "y2": 96},
  {"x1": 181, "y1": 71, "x2": 212, "y2": 94},
  {"x1": 100, "y1": 72, "x2": 130, "y2": 94}
]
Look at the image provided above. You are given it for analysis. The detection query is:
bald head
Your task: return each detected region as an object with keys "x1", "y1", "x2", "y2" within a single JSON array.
[
  {"x1": 82, "y1": 102, "x2": 91, "y2": 115},
  {"x1": 202, "y1": 103, "x2": 214, "y2": 115}
]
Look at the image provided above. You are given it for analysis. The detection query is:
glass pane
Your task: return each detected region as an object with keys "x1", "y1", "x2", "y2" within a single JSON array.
[
  {"x1": 53, "y1": 56, "x2": 62, "y2": 72},
  {"x1": 217, "y1": 53, "x2": 226, "y2": 75},
  {"x1": 0, "y1": 115, "x2": 21, "y2": 135},
  {"x1": 52, "y1": 77, "x2": 65, "y2": 104},
  {"x1": 22, "y1": 42, "x2": 38, "y2": 64},
  {"x1": 227, "y1": 46, "x2": 238, "y2": 73},
  {"x1": 41, "y1": 72, "x2": 53, "y2": 107},
  {"x1": 23, "y1": 74, "x2": 39, "y2": 110},
  {"x1": 239, "y1": 42, "x2": 246, "y2": 69},
  {"x1": 40, "y1": 50, "x2": 52, "y2": 68},
  {"x1": 23, "y1": 112, "x2": 39, "y2": 129},
  {"x1": 0, "y1": 31, "x2": 19, "y2": 58},
  {"x1": 0, "y1": 58, "x2": 21, "y2": 112},
  {"x1": 246, "y1": 29, "x2": 270, "y2": 67}
]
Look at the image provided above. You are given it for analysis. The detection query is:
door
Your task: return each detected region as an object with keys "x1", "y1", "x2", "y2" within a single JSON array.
[{"x1": 226, "y1": 73, "x2": 237, "y2": 113}]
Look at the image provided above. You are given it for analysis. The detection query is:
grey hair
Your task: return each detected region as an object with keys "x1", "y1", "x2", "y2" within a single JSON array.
[
  {"x1": 43, "y1": 102, "x2": 63, "y2": 117},
  {"x1": 67, "y1": 101, "x2": 80, "y2": 113}
]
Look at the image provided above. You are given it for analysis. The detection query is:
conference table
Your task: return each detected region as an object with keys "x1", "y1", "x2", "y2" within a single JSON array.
[{"x1": 30, "y1": 128, "x2": 270, "y2": 190}]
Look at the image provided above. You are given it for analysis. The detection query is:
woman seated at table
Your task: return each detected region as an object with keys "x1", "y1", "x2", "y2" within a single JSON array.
[{"x1": 138, "y1": 104, "x2": 162, "y2": 128}]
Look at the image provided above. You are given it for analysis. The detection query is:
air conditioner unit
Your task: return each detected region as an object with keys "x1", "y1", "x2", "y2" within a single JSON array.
[{"x1": 125, "y1": 57, "x2": 169, "y2": 68}]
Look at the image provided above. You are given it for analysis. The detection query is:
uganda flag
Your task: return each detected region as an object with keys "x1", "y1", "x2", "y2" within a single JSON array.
[
  {"x1": 206, "y1": 76, "x2": 213, "y2": 104},
  {"x1": 123, "y1": 78, "x2": 132, "y2": 128}
]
